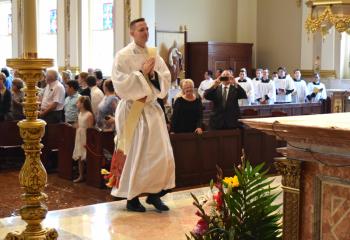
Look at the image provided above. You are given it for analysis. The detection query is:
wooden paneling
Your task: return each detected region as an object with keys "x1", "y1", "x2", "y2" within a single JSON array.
[{"x1": 186, "y1": 42, "x2": 253, "y2": 87}]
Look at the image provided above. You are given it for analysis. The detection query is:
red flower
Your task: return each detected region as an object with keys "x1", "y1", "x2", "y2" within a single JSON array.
[
  {"x1": 213, "y1": 191, "x2": 223, "y2": 209},
  {"x1": 192, "y1": 218, "x2": 208, "y2": 236}
]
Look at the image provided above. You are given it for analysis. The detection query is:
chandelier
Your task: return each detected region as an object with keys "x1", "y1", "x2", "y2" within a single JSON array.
[{"x1": 305, "y1": 0, "x2": 350, "y2": 36}]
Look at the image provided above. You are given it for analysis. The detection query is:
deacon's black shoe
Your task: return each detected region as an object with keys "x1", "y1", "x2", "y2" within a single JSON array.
[
  {"x1": 126, "y1": 198, "x2": 146, "y2": 212},
  {"x1": 146, "y1": 195, "x2": 169, "y2": 212}
]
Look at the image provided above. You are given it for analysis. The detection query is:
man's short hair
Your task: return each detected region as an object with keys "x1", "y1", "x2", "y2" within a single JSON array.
[
  {"x1": 130, "y1": 18, "x2": 145, "y2": 29},
  {"x1": 94, "y1": 69, "x2": 103, "y2": 80},
  {"x1": 86, "y1": 75, "x2": 97, "y2": 87},
  {"x1": 207, "y1": 70, "x2": 213, "y2": 77},
  {"x1": 294, "y1": 69, "x2": 301, "y2": 73},
  {"x1": 1, "y1": 68, "x2": 9, "y2": 78},
  {"x1": 216, "y1": 68, "x2": 223, "y2": 74},
  {"x1": 66, "y1": 80, "x2": 80, "y2": 91},
  {"x1": 277, "y1": 66, "x2": 286, "y2": 72},
  {"x1": 79, "y1": 72, "x2": 89, "y2": 81}
]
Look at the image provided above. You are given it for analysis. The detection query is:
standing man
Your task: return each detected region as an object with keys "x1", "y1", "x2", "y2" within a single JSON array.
[
  {"x1": 292, "y1": 69, "x2": 308, "y2": 103},
  {"x1": 237, "y1": 69, "x2": 255, "y2": 106},
  {"x1": 111, "y1": 18, "x2": 175, "y2": 212},
  {"x1": 39, "y1": 69, "x2": 65, "y2": 123},
  {"x1": 274, "y1": 67, "x2": 295, "y2": 103},
  {"x1": 306, "y1": 73, "x2": 327, "y2": 102},
  {"x1": 204, "y1": 70, "x2": 247, "y2": 130},
  {"x1": 256, "y1": 68, "x2": 276, "y2": 104}
]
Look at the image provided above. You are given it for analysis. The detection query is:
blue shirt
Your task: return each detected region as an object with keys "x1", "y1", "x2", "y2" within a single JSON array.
[{"x1": 64, "y1": 92, "x2": 80, "y2": 123}]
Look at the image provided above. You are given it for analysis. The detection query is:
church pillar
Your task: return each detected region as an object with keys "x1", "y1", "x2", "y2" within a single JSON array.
[
  {"x1": 57, "y1": 0, "x2": 80, "y2": 74},
  {"x1": 5, "y1": 0, "x2": 57, "y2": 239},
  {"x1": 274, "y1": 157, "x2": 301, "y2": 240},
  {"x1": 11, "y1": 0, "x2": 23, "y2": 58},
  {"x1": 300, "y1": 0, "x2": 314, "y2": 72}
]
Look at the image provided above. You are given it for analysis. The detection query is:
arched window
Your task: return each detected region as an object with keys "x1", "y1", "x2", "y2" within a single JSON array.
[
  {"x1": 37, "y1": 0, "x2": 58, "y2": 66},
  {"x1": 81, "y1": 0, "x2": 114, "y2": 76},
  {"x1": 0, "y1": 0, "x2": 12, "y2": 67}
]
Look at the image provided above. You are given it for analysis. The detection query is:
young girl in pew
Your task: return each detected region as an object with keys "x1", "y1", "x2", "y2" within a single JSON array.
[{"x1": 72, "y1": 96, "x2": 94, "y2": 183}]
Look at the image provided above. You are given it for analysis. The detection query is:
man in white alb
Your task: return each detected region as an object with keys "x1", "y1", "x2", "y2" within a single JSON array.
[
  {"x1": 306, "y1": 73, "x2": 327, "y2": 103},
  {"x1": 111, "y1": 18, "x2": 175, "y2": 212},
  {"x1": 274, "y1": 67, "x2": 295, "y2": 103},
  {"x1": 256, "y1": 68, "x2": 276, "y2": 104},
  {"x1": 292, "y1": 69, "x2": 308, "y2": 103},
  {"x1": 237, "y1": 69, "x2": 254, "y2": 106}
]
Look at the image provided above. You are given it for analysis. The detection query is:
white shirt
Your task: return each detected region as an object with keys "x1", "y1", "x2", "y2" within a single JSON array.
[
  {"x1": 198, "y1": 78, "x2": 214, "y2": 99},
  {"x1": 292, "y1": 79, "x2": 308, "y2": 103},
  {"x1": 90, "y1": 86, "x2": 104, "y2": 117},
  {"x1": 221, "y1": 84, "x2": 229, "y2": 101},
  {"x1": 256, "y1": 79, "x2": 276, "y2": 104},
  {"x1": 40, "y1": 80, "x2": 65, "y2": 111},
  {"x1": 274, "y1": 76, "x2": 295, "y2": 103},
  {"x1": 237, "y1": 78, "x2": 255, "y2": 106},
  {"x1": 251, "y1": 78, "x2": 261, "y2": 100}
]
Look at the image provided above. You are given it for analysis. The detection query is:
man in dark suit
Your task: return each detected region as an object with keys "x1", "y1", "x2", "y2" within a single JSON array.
[{"x1": 204, "y1": 70, "x2": 247, "y2": 130}]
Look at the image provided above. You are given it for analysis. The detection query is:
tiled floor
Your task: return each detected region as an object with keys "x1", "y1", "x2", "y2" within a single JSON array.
[{"x1": 0, "y1": 174, "x2": 282, "y2": 240}]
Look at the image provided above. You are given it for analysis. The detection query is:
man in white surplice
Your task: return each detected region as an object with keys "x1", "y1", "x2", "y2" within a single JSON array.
[{"x1": 111, "y1": 18, "x2": 175, "y2": 212}]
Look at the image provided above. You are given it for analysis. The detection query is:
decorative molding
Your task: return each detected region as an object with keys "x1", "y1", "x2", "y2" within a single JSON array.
[
  {"x1": 274, "y1": 157, "x2": 301, "y2": 240},
  {"x1": 300, "y1": 69, "x2": 337, "y2": 78}
]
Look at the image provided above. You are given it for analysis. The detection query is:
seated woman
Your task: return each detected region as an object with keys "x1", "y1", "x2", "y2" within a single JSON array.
[
  {"x1": 96, "y1": 79, "x2": 119, "y2": 131},
  {"x1": 10, "y1": 78, "x2": 25, "y2": 120},
  {"x1": 171, "y1": 79, "x2": 203, "y2": 134},
  {"x1": 0, "y1": 73, "x2": 11, "y2": 121}
]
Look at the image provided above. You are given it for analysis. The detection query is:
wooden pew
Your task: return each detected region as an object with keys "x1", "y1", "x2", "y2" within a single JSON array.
[
  {"x1": 0, "y1": 121, "x2": 24, "y2": 169},
  {"x1": 171, "y1": 130, "x2": 242, "y2": 187},
  {"x1": 85, "y1": 128, "x2": 115, "y2": 188},
  {"x1": 41, "y1": 123, "x2": 64, "y2": 171},
  {"x1": 58, "y1": 124, "x2": 76, "y2": 180}
]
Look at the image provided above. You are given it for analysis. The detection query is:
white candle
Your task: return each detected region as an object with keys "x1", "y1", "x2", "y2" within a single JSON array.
[{"x1": 23, "y1": 0, "x2": 37, "y2": 57}]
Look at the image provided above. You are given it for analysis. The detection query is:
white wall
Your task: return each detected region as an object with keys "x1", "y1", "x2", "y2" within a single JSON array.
[
  {"x1": 141, "y1": 0, "x2": 155, "y2": 47},
  {"x1": 257, "y1": 0, "x2": 302, "y2": 72},
  {"x1": 236, "y1": 0, "x2": 257, "y2": 68},
  {"x1": 155, "y1": 0, "x2": 237, "y2": 42}
]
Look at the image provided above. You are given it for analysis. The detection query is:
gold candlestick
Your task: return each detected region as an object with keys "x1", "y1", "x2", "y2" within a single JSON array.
[{"x1": 4, "y1": 0, "x2": 58, "y2": 239}]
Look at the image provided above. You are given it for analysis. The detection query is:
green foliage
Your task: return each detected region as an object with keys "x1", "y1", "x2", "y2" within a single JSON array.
[{"x1": 188, "y1": 159, "x2": 282, "y2": 240}]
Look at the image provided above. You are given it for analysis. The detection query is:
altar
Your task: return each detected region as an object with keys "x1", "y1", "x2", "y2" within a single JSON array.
[{"x1": 241, "y1": 113, "x2": 350, "y2": 240}]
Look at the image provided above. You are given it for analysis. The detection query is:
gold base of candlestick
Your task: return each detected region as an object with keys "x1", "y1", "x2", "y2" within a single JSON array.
[{"x1": 5, "y1": 58, "x2": 58, "y2": 240}]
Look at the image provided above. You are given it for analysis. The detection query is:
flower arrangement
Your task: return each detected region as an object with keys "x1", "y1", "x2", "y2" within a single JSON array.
[{"x1": 187, "y1": 155, "x2": 282, "y2": 240}]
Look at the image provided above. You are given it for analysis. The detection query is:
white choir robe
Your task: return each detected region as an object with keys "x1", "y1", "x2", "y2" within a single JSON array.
[
  {"x1": 238, "y1": 79, "x2": 255, "y2": 106},
  {"x1": 111, "y1": 42, "x2": 175, "y2": 200},
  {"x1": 274, "y1": 76, "x2": 295, "y2": 103},
  {"x1": 251, "y1": 78, "x2": 261, "y2": 100},
  {"x1": 307, "y1": 82, "x2": 327, "y2": 103},
  {"x1": 292, "y1": 80, "x2": 308, "y2": 103},
  {"x1": 256, "y1": 80, "x2": 276, "y2": 104},
  {"x1": 198, "y1": 78, "x2": 214, "y2": 100}
]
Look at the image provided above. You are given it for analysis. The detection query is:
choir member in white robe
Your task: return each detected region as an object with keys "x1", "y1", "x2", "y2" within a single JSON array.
[
  {"x1": 292, "y1": 69, "x2": 308, "y2": 103},
  {"x1": 274, "y1": 67, "x2": 295, "y2": 103},
  {"x1": 252, "y1": 68, "x2": 263, "y2": 101},
  {"x1": 256, "y1": 68, "x2": 276, "y2": 104},
  {"x1": 111, "y1": 18, "x2": 175, "y2": 212},
  {"x1": 237, "y1": 69, "x2": 255, "y2": 106},
  {"x1": 306, "y1": 73, "x2": 327, "y2": 103},
  {"x1": 197, "y1": 70, "x2": 214, "y2": 101}
]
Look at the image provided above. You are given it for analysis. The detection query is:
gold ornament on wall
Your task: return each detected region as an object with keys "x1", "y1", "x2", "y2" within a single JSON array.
[{"x1": 305, "y1": 1, "x2": 350, "y2": 36}]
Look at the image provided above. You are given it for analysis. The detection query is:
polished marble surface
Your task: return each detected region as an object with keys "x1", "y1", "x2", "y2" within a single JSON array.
[{"x1": 0, "y1": 177, "x2": 282, "y2": 240}]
